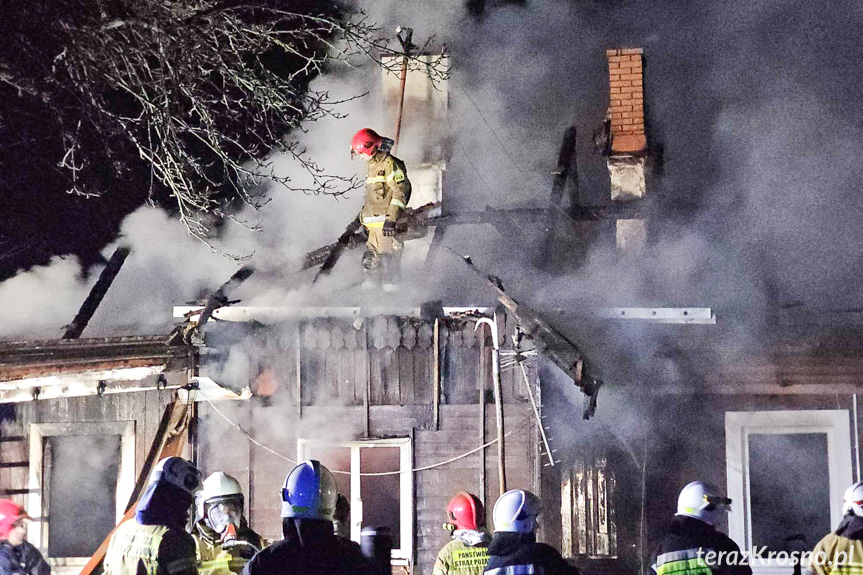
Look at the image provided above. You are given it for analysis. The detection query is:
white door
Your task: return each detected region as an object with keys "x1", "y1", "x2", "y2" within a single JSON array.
[{"x1": 726, "y1": 410, "x2": 853, "y2": 575}]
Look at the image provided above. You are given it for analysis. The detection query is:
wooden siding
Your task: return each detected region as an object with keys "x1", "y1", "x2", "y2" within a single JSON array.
[
  {"x1": 197, "y1": 315, "x2": 541, "y2": 574},
  {"x1": 0, "y1": 336, "x2": 189, "y2": 382},
  {"x1": 0, "y1": 372, "x2": 185, "y2": 512}
]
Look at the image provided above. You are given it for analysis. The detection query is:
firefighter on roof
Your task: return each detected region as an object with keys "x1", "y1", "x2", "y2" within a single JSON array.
[
  {"x1": 433, "y1": 492, "x2": 491, "y2": 575},
  {"x1": 350, "y1": 128, "x2": 412, "y2": 291},
  {"x1": 193, "y1": 472, "x2": 264, "y2": 575}
]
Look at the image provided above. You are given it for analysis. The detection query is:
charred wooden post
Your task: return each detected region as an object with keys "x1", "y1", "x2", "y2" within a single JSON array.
[
  {"x1": 393, "y1": 27, "x2": 414, "y2": 152},
  {"x1": 539, "y1": 126, "x2": 578, "y2": 266},
  {"x1": 62, "y1": 246, "x2": 130, "y2": 340}
]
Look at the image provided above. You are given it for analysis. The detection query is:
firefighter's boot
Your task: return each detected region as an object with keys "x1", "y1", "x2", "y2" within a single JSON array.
[{"x1": 361, "y1": 248, "x2": 379, "y2": 290}]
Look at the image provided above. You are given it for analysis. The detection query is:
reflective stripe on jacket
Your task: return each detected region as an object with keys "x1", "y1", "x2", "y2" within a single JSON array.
[
  {"x1": 483, "y1": 532, "x2": 577, "y2": 575},
  {"x1": 104, "y1": 520, "x2": 197, "y2": 575},
  {"x1": 653, "y1": 548, "x2": 713, "y2": 575},
  {"x1": 651, "y1": 515, "x2": 751, "y2": 575}
]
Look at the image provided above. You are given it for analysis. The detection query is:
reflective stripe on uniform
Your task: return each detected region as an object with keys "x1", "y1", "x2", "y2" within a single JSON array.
[
  {"x1": 363, "y1": 216, "x2": 387, "y2": 229},
  {"x1": 362, "y1": 215, "x2": 386, "y2": 229},
  {"x1": 829, "y1": 566, "x2": 863, "y2": 575},
  {"x1": 367, "y1": 176, "x2": 386, "y2": 184},
  {"x1": 485, "y1": 565, "x2": 536, "y2": 575},
  {"x1": 390, "y1": 199, "x2": 406, "y2": 209},
  {"x1": 653, "y1": 548, "x2": 713, "y2": 575}
]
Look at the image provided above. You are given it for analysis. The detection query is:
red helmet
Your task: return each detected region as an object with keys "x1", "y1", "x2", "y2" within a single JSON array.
[
  {"x1": 351, "y1": 128, "x2": 384, "y2": 157},
  {"x1": 0, "y1": 500, "x2": 30, "y2": 538},
  {"x1": 446, "y1": 492, "x2": 484, "y2": 531}
]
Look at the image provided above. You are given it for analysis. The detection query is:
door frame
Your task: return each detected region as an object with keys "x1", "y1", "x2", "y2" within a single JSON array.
[{"x1": 725, "y1": 410, "x2": 852, "y2": 575}]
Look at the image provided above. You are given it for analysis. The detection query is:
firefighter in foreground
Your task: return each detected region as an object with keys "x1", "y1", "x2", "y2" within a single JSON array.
[
  {"x1": 0, "y1": 500, "x2": 50, "y2": 575},
  {"x1": 652, "y1": 481, "x2": 751, "y2": 575},
  {"x1": 104, "y1": 457, "x2": 202, "y2": 575},
  {"x1": 350, "y1": 128, "x2": 412, "y2": 291},
  {"x1": 242, "y1": 460, "x2": 369, "y2": 575},
  {"x1": 484, "y1": 489, "x2": 576, "y2": 575},
  {"x1": 194, "y1": 472, "x2": 264, "y2": 575},
  {"x1": 433, "y1": 492, "x2": 491, "y2": 575},
  {"x1": 807, "y1": 481, "x2": 863, "y2": 575}
]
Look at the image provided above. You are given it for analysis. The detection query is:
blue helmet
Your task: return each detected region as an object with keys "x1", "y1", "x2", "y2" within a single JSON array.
[
  {"x1": 281, "y1": 460, "x2": 338, "y2": 521},
  {"x1": 150, "y1": 457, "x2": 202, "y2": 495}
]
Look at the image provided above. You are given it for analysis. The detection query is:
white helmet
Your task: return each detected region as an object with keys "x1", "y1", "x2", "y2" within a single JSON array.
[
  {"x1": 196, "y1": 472, "x2": 244, "y2": 521},
  {"x1": 281, "y1": 460, "x2": 338, "y2": 521},
  {"x1": 150, "y1": 457, "x2": 203, "y2": 496},
  {"x1": 843, "y1": 482, "x2": 863, "y2": 517},
  {"x1": 676, "y1": 481, "x2": 731, "y2": 526},
  {"x1": 492, "y1": 489, "x2": 541, "y2": 534}
]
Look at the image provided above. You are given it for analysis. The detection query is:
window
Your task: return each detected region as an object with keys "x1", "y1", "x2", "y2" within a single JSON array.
[
  {"x1": 726, "y1": 411, "x2": 853, "y2": 575},
  {"x1": 561, "y1": 457, "x2": 618, "y2": 559},
  {"x1": 298, "y1": 438, "x2": 413, "y2": 563},
  {"x1": 28, "y1": 422, "x2": 135, "y2": 565}
]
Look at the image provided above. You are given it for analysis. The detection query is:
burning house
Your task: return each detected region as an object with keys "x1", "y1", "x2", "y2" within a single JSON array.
[{"x1": 2, "y1": 5, "x2": 863, "y2": 575}]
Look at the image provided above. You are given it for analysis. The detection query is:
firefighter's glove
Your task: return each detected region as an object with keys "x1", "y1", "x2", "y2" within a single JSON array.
[{"x1": 382, "y1": 220, "x2": 397, "y2": 237}]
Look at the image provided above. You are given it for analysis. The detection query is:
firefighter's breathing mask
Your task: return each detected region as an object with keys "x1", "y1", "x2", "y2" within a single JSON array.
[{"x1": 205, "y1": 497, "x2": 243, "y2": 534}]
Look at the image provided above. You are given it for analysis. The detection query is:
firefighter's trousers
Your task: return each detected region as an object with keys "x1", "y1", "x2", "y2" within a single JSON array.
[{"x1": 362, "y1": 227, "x2": 401, "y2": 283}]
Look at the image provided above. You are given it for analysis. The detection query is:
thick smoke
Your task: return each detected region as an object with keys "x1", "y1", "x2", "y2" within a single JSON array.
[{"x1": 2, "y1": 0, "x2": 862, "y2": 428}]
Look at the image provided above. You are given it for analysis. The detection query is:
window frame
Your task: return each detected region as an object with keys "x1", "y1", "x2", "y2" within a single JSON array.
[
  {"x1": 28, "y1": 421, "x2": 136, "y2": 565},
  {"x1": 297, "y1": 437, "x2": 413, "y2": 564},
  {"x1": 725, "y1": 410, "x2": 853, "y2": 575}
]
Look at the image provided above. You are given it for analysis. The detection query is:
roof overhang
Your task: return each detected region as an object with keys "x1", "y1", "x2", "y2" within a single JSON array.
[{"x1": 172, "y1": 305, "x2": 494, "y2": 323}]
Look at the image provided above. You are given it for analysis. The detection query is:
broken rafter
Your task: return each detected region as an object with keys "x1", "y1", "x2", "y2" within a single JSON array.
[
  {"x1": 62, "y1": 246, "x2": 130, "y2": 339},
  {"x1": 301, "y1": 203, "x2": 643, "y2": 270},
  {"x1": 450, "y1": 251, "x2": 602, "y2": 419}
]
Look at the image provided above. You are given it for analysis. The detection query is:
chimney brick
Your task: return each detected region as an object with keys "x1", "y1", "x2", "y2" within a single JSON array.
[{"x1": 606, "y1": 48, "x2": 647, "y2": 154}]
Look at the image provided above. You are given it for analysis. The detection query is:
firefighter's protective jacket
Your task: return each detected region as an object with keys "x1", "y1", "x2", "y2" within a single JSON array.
[
  {"x1": 104, "y1": 480, "x2": 197, "y2": 575},
  {"x1": 361, "y1": 151, "x2": 411, "y2": 229},
  {"x1": 433, "y1": 530, "x2": 491, "y2": 575},
  {"x1": 808, "y1": 514, "x2": 863, "y2": 575},
  {"x1": 104, "y1": 520, "x2": 197, "y2": 575},
  {"x1": 483, "y1": 532, "x2": 577, "y2": 575},
  {"x1": 242, "y1": 518, "x2": 369, "y2": 575},
  {"x1": 0, "y1": 540, "x2": 50, "y2": 575},
  {"x1": 652, "y1": 515, "x2": 752, "y2": 575},
  {"x1": 194, "y1": 519, "x2": 264, "y2": 575}
]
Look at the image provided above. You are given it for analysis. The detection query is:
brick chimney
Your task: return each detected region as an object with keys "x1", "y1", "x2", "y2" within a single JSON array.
[
  {"x1": 606, "y1": 48, "x2": 646, "y2": 154},
  {"x1": 606, "y1": 48, "x2": 647, "y2": 252}
]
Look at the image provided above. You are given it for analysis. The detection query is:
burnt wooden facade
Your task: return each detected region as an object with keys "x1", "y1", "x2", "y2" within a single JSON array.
[
  {"x1": 196, "y1": 314, "x2": 541, "y2": 574},
  {"x1": 538, "y1": 327, "x2": 863, "y2": 575},
  {"x1": 0, "y1": 336, "x2": 191, "y2": 574}
]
